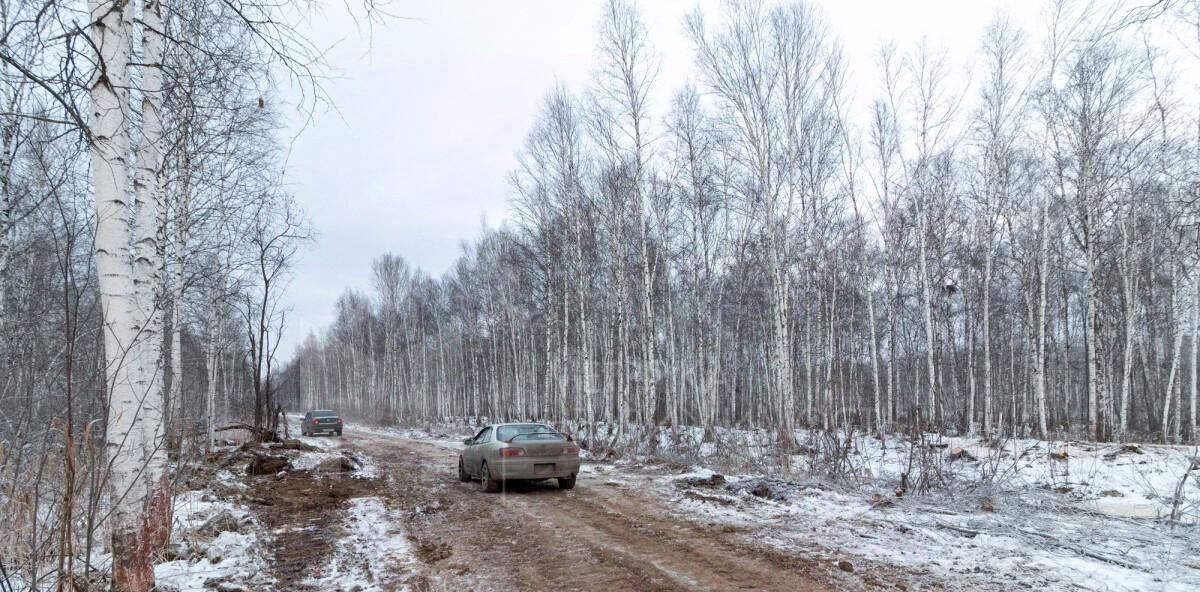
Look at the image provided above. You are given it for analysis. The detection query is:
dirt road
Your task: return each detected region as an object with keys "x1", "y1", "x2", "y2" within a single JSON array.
[{"x1": 248, "y1": 424, "x2": 917, "y2": 591}]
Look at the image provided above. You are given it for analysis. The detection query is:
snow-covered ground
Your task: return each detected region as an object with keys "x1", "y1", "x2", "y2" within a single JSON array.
[
  {"x1": 153, "y1": 434, "x2": 394, "y2": 586},
  {"x1": 304, "y1": 496, "x2": 416, "y2": 591},
  {"x1": 347, "y1": 421, "x2": 468, "y2": 451},
  {"x1": 129, "y1": 417, "x2": 1198, "y2": 591},
  {"x1": 656, "y1": 466, "x2": 1198, "y2": 591},
  {"x1": 394, "y1": 421, "x2": 1200, "y2": 591},
  {"x1": 155, "y1": 483, "x2": 272, "y2": 592},
  {"x1": 649, "y1": 430, "x2": 1200, "y2": 592},
  {"x1": 289, "y1": 415, "x2": 383, "y2": 480}
]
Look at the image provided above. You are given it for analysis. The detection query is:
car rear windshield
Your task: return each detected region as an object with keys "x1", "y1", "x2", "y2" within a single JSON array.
[
  {"x1": 496, "y1": 424, "x2": 564, "y2": 442},
  {"x1": 312, "y1": 410, "x2": 338, "y2": 418}
]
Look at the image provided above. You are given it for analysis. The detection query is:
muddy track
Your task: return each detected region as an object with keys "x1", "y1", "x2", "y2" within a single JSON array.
[
  {"x1": 362, "y1": 430, "x2": 917, "y2": 591},
  {"x1": 246, "y1": 461, "x2": 381, "y2": 590},
  {"x1": 246, "y1": 426, "x2": 920, "y2": 591}
]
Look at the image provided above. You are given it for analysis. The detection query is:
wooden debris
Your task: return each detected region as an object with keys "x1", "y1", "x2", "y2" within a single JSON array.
[
  {"x1": 949, "y1": 447, "x2": 977, "y2": 462},
  {"x1": 274, "y1": 439, "x2": 319, "y2": 452},
  {"x1": 247, "y1": 454, "x2": 289, "y2": 475}
]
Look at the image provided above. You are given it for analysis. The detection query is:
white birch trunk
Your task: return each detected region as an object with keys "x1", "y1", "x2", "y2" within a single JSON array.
[
  {"x1": 966, "y1": 303, "x2": 976, "y2": 435},
  {"x1": 0, "y1": 73, "x2": 14, "y2": 343},
  {"x1": 639, "y1": 217, "x2": 654, "y2": 429},
  {"x1": 983, "y1": 240, "x2": 994, "y2": 438},
  {"x1": 1192, "y1": 257, "x2": 1199, "y2": 442},
  {"x1": 168, "y1": 148, "x2": 190, "y2": 448},
  {"x1": 1036, "y1": 195, "x2": 1051, "y2": 439},
  {"x1": 1086, "y1": 225, "x2": 1104, "y2": 441},
  {"x1": 575, "y1": 210, "x2": 594, "y2": 432},
  {"x1": 1164, "y1": 269, "x2": 1185, "y2": 443},
  {"x1": 91, "y1": 0, "x2": 170, "y2": 588},
  {"x1": 868, "y1": 281, "x2": 883, "y2": 434},
  {"x1": 918, "y1": 201, "x2": 938, "y2": 427},
  {"x1": 205, "y1": 313, "x2": 219, "y2": 451},
  {"x1": 1119, "y1": 219, "x2": 1136, "y2": 440}
]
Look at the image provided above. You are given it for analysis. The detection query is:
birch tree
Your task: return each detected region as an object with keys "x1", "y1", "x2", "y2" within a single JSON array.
[
  {"x1": 88, "y1": 0, "x2": 173, "y2": 587},
  {"x1": 593, "y1": 0, "x2": 658, "y2": 432}
]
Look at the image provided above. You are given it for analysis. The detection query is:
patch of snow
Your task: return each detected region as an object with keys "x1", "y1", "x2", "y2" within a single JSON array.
[
  {"x1": 171, "y1": 490, "x2": 251, "y2": 530},
  {"x1": 6, "y1": 575, "x2": 29, "y2": 592},
  {"x1": 353, "y1": 423, "x2": 466, "y2": 451},
  {"x1": 214, "y1": 469, "x2": 246, "y2": 490},
  {"x1": 154, "y1": 490, "x2": 270, "y2": 591},
  {"x1": 155, "y1": 530, "x2": 261, "y2": 591},
  {"x1": 291, "y1": 450, "x2": 341, "y2": 471},
  {"x1": 678, "y1": 466, "x2": 720, "y2": 480},
  {"x1": 352, "y1": 453, "x2": 379, "y2": 480},
  {"x1": 299, "y1": 434, "x2": 341, "y2": 449},
  {"x1": 305, "y1": 497, "x2": 415, "y2": 592}
]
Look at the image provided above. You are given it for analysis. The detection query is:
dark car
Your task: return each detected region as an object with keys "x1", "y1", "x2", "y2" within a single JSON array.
[{"x1": 301, "y1": 409, "x2": 343, "y2": 436}]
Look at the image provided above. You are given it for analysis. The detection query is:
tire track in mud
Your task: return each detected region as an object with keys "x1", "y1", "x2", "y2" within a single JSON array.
[{"x1": 248, "y1": 462, "x2": 381, "y2": 590}]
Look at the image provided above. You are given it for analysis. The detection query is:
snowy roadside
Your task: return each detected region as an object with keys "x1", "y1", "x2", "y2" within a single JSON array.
[
  {"x1": 644, "y1": 430, "x2": 1200, "y2": 592},
  {"x1": 154, "y1": 472, "x2": 272, "y2": 592},
  {"x1": 387, "y1": 421, "x2": 1199, "y2": 591},
  {"x1": 346, "y1": 422, "x2": 468, "y2": 451},
  {"x1": 4, "y1": 469, "x2": 272, "y2": 592},
  {"x1": 652, "y1": 467, "x2": 1198, "y2": 591},
  {"x1": 149, "y1": 418, "x2": 389, "y2": 592}
]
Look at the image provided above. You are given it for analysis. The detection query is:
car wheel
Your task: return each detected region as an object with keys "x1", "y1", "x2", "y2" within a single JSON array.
[
  {"x1": 479, "y1": 462, "x2": 500, "y2": 493},
  {"x1": 458, "y1": 457, "x2": 470, "y2": 482},
  {"x1": 336, "y1": 430, "x2": 343, "y2": 437},
  {"x1": 558, "y1": 474, "x2": 576, "y2": 490}
]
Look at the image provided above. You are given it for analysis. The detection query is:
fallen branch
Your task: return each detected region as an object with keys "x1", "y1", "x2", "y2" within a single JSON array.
[{"x1": 928, "y1": 516, "x2": 1144, "y2": 570}]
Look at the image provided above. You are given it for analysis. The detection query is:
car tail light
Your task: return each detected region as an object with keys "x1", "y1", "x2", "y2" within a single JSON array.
[
  {"x1": 563, "y1": 447, "x2": 580, "y2": 455},
  {"x1": 500, "y1": 447, "x2": 526, "y2": 457}
]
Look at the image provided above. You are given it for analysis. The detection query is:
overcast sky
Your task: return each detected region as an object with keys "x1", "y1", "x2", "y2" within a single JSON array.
[{"x1": 278, "y1": 0, "x2": 1050, "y2": 359}]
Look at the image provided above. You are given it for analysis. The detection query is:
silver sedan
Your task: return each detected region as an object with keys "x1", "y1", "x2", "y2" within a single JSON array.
[{"x1": 457, "y1": 423, "x2": 580, "y2": 492}]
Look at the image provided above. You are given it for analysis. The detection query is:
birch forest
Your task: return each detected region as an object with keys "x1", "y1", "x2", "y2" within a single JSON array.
[
  {"x1": 0, "y1": 0, "x2": 1198, "y2": 590},
  {"x1": 285, "y1": 0, "x2": 1200, "y2": 447}
]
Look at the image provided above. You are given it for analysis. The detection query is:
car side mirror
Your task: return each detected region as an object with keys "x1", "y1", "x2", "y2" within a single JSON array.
[{"x1": 463, "y1": 438, "x2": 474, "y2": 445}]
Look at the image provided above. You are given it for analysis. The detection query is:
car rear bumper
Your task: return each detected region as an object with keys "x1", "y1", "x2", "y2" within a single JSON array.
[{"x1": 494, "y1": 457, "x2": 580, "y2": 480}]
